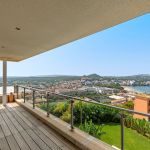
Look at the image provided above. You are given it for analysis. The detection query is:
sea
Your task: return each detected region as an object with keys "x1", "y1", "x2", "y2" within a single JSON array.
[
  {"x1": 0, "y1": 85, "x2": 150, "y2": 95},
  {"x1": 0, "y1": 86, "x2": 14, "y2": 95},
  {"x1": 126, "y1": 86, "x2": 150, "y2": 94}
]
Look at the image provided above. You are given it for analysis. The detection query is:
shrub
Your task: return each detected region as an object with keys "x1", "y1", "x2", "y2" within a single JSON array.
[
  {"x1": 124, "y1": 116, "x2": 150, "y2": 138},
  {"x1": 79, "y1": 120, "x2": 105, "y2": 138},
  {"x1": 74, "y1": 101, "x2": 120, "y2": 124},
  {"x1": 39, "y1": 102, "x2": 57, "y2": 113},
  {"x1": 60, "y1": 110, "x2": 71, "y2": 123},
  {"x1": 121, "y1": 101, "x2": 134, "y2": 109},
  {"x1": 50, "y1": 101, "x2": 69, "y2": 117},
  {"x1": 40, "y1": 100, "x2": 120, "y2": 124},
  {"x1": 39, "y1": 100, "x2": 150, "y2": 139}
]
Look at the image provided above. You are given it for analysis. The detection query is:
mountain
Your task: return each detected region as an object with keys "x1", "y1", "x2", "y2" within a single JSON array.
[
  {"x1": 29, "y1": 75, "x2": 80, "y2": 78},
  {"x1": 1, "y1": 74, "x2": 150, "y2": 81},
  {"x1": 105, "y1": 74, "x2": 150, "y2": 81},
  {"x1": 87, "y1": 74, "x2": 101, "y2": 78}
]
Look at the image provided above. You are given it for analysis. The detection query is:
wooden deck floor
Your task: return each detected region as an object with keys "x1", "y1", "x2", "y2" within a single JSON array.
[{"x1": 0, "y1": 103, "x2": 80, "y2": 150}]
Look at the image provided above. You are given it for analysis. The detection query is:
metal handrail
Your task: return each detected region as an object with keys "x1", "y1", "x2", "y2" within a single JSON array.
[
  {"x1": 17, "y1": 85, "x2": 46, "y2": 92},
  {"x1": 16, "y1": 85, "x2": 150, "y2": 117},
  {"x1": 51, "y1": 92, "x2": 150, "y2": 117},
  {"x1": 15, "y1": 85, "x2": 150, "y2": 150}
]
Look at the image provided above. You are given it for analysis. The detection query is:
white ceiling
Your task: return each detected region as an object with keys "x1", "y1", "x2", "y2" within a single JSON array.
[{"x1": 0, "y1": 0, "x2": 150, "y2": 61}]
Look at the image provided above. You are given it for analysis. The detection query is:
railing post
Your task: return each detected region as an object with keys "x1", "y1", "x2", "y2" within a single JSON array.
[
  {"x1": 80, "y1": 101, "x2": 83, "y2": 125},
  {"x1": 46, "y1": 92, "x2": 50, "y2": 117},
  {"x1": 33, "y1": 90, "x2": 35, "y2": 109},
  {"x1": 120, "y1": 112, "x2": 124, "y2": 150},
  {"x1": 23, "y1": 87, "x2": 26, "y2": 103},
  {"x1": 14, "y1": 85, "x2": 16, "y2": 93},
  {"x1": 70, "y1": 99, "x2": 74, "y2": 131},
  {"x1": 16, "y1": 85, "x2": 19, "y2": 99}
]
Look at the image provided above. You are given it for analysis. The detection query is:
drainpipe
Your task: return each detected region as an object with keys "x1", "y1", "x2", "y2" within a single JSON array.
[{"x1": 2, "y1": 61, "x2": 7, "y2": 106}]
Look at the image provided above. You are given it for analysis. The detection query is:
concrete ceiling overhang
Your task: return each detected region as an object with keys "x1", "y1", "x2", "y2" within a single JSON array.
[{"x1": 0, "y1": 0, "x2": 150, "y2": 62}]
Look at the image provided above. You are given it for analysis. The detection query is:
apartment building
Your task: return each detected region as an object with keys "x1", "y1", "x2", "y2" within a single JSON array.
[{"x1": 134, "y1": 95, "x2": 150, "y2": 121}]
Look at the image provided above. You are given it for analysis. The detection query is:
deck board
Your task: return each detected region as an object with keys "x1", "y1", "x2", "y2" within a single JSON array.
[
  {"x1": 6, "y1": 135, "x2": 20, "y2": 150},
  {"x1": 14, "y1": 104, "x2": 78, "y2": 150},
  {"x1": 19, "y1": 130, "x2": 41, "y2": 150},
  {"x1": 0, "y1": 114, "x2": 11, "y2": 137},
  {"x1": 0, "y1": 103, "x2": 80, "y2": 150},
  {"x1": 0, "y1": 137, "x2": 10, "y2": 150}
]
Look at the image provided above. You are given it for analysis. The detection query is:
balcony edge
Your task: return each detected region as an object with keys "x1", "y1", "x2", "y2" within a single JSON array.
[{"x1": 15, "y1": 99, "x2": 116, "y2": 150}]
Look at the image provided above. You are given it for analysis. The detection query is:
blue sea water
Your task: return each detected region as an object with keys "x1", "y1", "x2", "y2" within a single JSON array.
[
  {"x1": 0, "y1": 86, "x2": 14, "y2": 95},
  {"x1": 130, "y1": 86, "x2": 150, "y2": 94}
]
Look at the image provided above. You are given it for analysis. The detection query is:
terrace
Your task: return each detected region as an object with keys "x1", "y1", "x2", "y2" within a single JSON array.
[
  {"x1": 14, "y1": 86, "x2": 150, "y2": 149},
  {"x1": 0, "y1": 1, "x2": 150, "y2": 150},
  {"x1": 0, "y1": 102, "x2": 80, "y2": 150}
]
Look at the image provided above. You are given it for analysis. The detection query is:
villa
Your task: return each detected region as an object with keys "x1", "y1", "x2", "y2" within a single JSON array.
[{"x1": 0, "y1": 1, "x2": 150, "y2": 150}]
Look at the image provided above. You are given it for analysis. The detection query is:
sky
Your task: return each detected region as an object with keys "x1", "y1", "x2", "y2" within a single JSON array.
[{"x1": 0, "y1": 13, "x2": 150, "y2": 77}]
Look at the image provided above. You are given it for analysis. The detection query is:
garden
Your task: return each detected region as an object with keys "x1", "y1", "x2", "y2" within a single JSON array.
[{"x1": 38, "y1": 100, "x2": 150, "y2": 150}]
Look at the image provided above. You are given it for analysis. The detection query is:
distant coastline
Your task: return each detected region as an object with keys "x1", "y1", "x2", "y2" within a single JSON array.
[
  {"x1": 123, "y1": 86, "x2": 150, "y2": 94},
  {"x1": 0, "y1": 86, "x2": 14, "y2": 95},
  {"x1": 123, "y1": 86, "x2": 136, "y2": 92}
]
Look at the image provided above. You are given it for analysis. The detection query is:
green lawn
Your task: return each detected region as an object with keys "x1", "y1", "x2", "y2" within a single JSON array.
[{"x1": 100, "y1": 123, "x2": 150, "y2": 150}]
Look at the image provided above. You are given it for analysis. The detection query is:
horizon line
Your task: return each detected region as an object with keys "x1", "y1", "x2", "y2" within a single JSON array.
[{"x1": 0, "y1": 73, "x2": 150, "y2": 78}]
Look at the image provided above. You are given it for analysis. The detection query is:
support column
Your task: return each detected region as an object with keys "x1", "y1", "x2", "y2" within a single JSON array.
[{"x1": 2, "y1": 61, "x2": 7, "y2": 106}]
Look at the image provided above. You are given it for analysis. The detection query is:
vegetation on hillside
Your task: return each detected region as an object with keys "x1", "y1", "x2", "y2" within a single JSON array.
[
  {"x1": 39, "y1": 101, "x2": 150, "y2": 139},
  {"x1": 62, "y1": 91, "x2": 111, "y2": 103},
  {"x1": 119, "y1": 101, "x2": 134, "y2": 110},
  {"x1": 95, "y1": 83, "x2": 123, "y2": 90}
]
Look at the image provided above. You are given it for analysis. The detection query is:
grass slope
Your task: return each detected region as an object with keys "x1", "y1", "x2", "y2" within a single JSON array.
[{"x1": 101, "y1": 123, "x2": 150, "y2": 150}]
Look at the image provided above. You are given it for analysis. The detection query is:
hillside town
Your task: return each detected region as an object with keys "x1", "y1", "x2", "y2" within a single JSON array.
[{"x1": 0, "y1": 75, "x2": 149, "y2": 122}]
